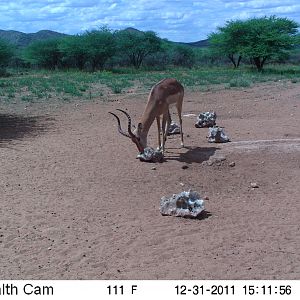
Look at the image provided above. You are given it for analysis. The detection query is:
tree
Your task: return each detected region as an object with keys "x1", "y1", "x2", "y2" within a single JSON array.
[
  {"x1": 241, "y1": 16, "x2": 298, "y2": 71},
  {"x1": 116, "y1": 30, "x2": 162, "y2": 68},
  {"x1": 83, "y1": 28, "x2": 116, "y2": 71},
  {"x1": 142, "y1": 39, "x2": 171, "y2": 69},
  {"x1": 0, "y1": 39, "x2": 14, "y2": 69},
  {"x1": 209, "y1": 20, "x2": 245, "y2": 68},
  {"x1": 24, "y1": 38, "x2": 62, "y2": 69},
  {"x1": 194, "y1": 48, "x2": 225, "y2": 66},
  {"x1": 59, "y1": 35, "x2": 89, "y2": 70},
  {"x1": 171, "y1": 45, "x2": 195, "y2": 68},
  {"x1": 209, "y1": 16, "x2": 299, "y2": 71}
]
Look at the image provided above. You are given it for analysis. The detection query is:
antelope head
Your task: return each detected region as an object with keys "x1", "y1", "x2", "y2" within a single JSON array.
[{"x1": 109, "y1": 109, "x2": 145, "y2": 153}]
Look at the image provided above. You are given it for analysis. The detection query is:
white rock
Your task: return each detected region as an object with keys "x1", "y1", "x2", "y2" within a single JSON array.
[
  {"x1": 137, "y1": 147, "x2": 164, "y2": 162},
  {"x1": 207, "y1": 126, "x2": 230, "y2": 143},
  {"x1": 250, "y1": 182, "x2": 259, "y2": 188},
  {"x1": 195, "y1": 111, "x2": 216, "y2": 128},
  {"x1": 160, "y1": 190, "x2": 205, "y2": 218}
]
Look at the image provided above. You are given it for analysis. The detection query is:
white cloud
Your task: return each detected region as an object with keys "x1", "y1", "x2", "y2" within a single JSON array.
[
  {"x1": 0, "y1": 0, "x2": 299, "y2": 41},
  {"x1": 268, "y1": 5, "x2": 300, "y2": 14}
]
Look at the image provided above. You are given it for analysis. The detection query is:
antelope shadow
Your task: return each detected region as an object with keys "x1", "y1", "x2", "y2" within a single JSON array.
[
  {"x1": 0, "y1": 114, "x2": 54, "y2": 145},
  {"x1": 166, "y1": 146, "x2": 220, "y2": 164}
]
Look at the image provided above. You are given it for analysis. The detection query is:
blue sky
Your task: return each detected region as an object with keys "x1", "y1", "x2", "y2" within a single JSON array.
[{"x1": 1, "y1": 0, "x2": 300, "y2": 42}]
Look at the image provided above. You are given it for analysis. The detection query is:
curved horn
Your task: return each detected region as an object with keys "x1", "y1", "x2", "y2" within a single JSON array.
[
  {"x1": 109, "y1": 112, "x2": 131, "y2": 138},
  {"x1": 116, "y1": 109, "x2": 135, "y2": 137}
]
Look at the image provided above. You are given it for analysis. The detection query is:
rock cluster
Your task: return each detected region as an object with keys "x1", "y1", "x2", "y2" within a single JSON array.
[
  {"x1": 195, "y1": 111, "x2": 216, "y2": 128},
  {"x1": 137, "y1": 147, "x2": 164, "y2": 162},
  {"x1": 160, "y1": 190, "x2": 205, "y2": 218},
  {"x1": 194, "y1": 111, "x2": 230, "y2": 143},
  {"x1": 207, "y1": 126, "x2": 230, "y2": 143},
  {"x1": 167, "y1": 121, "x2": 180, "y2": 135}
]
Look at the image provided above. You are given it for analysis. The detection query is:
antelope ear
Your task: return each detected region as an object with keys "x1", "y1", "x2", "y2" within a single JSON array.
[{"x1": 137, "y1": 122, "x2": 143, "y2": 130}]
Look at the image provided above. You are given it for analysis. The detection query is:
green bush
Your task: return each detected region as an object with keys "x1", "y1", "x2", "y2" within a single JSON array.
[
  {"x1": 0, "y1": 39, "x2": 14, "y2": 75},
  {"x1": 23, "y1": 38, "x2": 62, "y2": 69}
]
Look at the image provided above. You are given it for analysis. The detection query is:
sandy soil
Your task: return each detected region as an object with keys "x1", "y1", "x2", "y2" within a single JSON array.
[{"x1": 0, "y1": 80, "x2": 299, "y2": 280}]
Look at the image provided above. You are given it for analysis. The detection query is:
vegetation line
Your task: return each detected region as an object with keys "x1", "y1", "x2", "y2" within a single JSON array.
[
  {"x1": 0, "y1": 65, "x2": 300, "y2": 104},
  {"x1": 0, "y1": 15, "x2": 299, "y2": 103}
]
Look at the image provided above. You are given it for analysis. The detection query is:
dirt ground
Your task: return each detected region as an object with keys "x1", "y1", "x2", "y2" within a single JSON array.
[{"x1": 1, "y1": 80, "x2": 299, "y2": 280}]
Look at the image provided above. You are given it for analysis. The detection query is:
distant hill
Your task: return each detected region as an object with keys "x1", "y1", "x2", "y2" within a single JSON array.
[
  {"x1": 0, "y1": 28, "x2": 209, "y2": 49},
  {"x1": 123, "y1": 27, "x2": 144, "y2": 35},
  {"x1": 185, "y1": 39, "x2": 209, "y2": 48},
  {"x1": 123, "y1": 27, "x2": 209, "y2": 48},
  {"x1": 0, "y1": 30, "x2": 68, "y2": 48},
  {"x1": 173, "y1": 39, "x2": 209, "y2": 48}
]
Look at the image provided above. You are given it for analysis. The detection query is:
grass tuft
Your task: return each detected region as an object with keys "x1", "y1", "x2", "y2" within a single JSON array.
[{"x1": 1, "y1": 65, "x2": 300, "y2": 103}]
